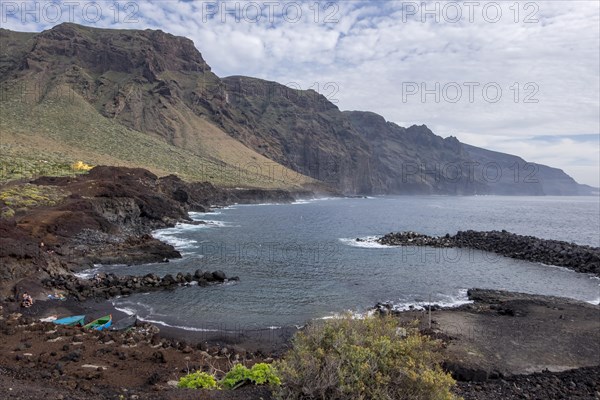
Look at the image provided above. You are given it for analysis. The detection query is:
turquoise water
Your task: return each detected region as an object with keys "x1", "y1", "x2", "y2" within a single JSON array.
[{"x1": 92, "y1": 196, "x2": 600, "y2": 330}]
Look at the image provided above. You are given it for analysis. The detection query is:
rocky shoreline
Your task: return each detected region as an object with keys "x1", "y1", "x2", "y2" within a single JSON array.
[
  {"x1": 1, "y1": 288, "x2": 598, "y2": 399},
  {"x1": 0, "y1": 165, "x2": 315, "y2": 398},
  {"x1": 2, "y1": 167, "x2": 599, "y2": 399},
  {"x1": 43, "y1": 270, "x2": 239, "y2": 300},
  {"x1": 0, "y1": 166, "x2": 315, "y2": 300},
  {"x1": 376, "y1": 230, "x2": 600, "y2": 276}
]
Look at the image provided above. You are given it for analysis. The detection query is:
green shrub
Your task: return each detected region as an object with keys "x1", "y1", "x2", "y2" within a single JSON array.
[
  {"x1": 0, "y1": 207, "x2": 15, "y2": 219},
  {"x1": 177, "y1": 371, "x2": 218, "y2": 389},
  {"x1": 248, "y1": 363, "x2": 281, "y2": 386},
  {"x1": 274, "y1": 315, "x2": 460, "y2": 400},
  {"x1": 222, "y1": 364, "x2": 250, "y2": 389},
  {"x1": 222, "y1": 363, "x2": 281, "y2": 389}
]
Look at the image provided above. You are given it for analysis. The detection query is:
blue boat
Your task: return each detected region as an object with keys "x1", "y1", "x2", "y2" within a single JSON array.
[{"x1": 53, "y1": 315, "x2": 85, "y2": 327}]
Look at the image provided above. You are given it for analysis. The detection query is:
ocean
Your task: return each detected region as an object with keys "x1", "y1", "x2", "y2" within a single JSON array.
[{"x1": 86, "y1": 196, "x2": 600, "y2": 331}]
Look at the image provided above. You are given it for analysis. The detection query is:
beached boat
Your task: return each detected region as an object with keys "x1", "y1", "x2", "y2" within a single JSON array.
[
  {"x1": 83, "y1": 315, "x2": 112, "y2": 330},
  {"x1": 52, "y1": 315, "x2": 85, "y2": 327},
  {"x1": 109, "y1": 314, "x2": 137, "y2": 331}
]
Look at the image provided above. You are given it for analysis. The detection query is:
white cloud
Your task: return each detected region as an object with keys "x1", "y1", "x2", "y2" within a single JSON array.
[{"x1": 2, "y1": 0, "x2": 598, "y2": 186}]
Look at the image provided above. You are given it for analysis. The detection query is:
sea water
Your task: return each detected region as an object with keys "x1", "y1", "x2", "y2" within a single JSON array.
[{"x1": 95, "y1": 196, "x2": 600, "y2": 330}]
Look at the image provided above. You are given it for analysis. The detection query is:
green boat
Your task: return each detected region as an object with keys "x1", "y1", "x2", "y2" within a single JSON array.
[
  {"x1": 53, "y1": 315, "x2": 85, "y2": 327},
  {"x1": 83, "y1": 314, "x2": 112, "y2": 331}
]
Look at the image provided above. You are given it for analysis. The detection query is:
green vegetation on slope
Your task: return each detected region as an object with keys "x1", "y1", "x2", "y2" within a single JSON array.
[
  {"x1": 274, "y1": 315, "x2": 460, "y2": 400},
  {"x1": 176, "y1": 363, "x2": 280, "y2": 390},
  {"x1": 0, "y1": 24, "x2": 315, "y2": 189},
  {"x1": 0, "y1": 83, "x2": 309, "y2": 189},
  {"x1": 0, "y1": 183, "x2": 67, "y2": 218}
]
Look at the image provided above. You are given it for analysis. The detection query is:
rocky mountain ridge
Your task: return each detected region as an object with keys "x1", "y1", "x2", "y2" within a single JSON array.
[{"x1": 0, "y1": 23, "x2": 595, "y2": 195}]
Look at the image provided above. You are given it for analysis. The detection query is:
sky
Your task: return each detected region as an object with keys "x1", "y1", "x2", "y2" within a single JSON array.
[{"x1": 2, "y1": 0, "x2": 599, "y2": 186}]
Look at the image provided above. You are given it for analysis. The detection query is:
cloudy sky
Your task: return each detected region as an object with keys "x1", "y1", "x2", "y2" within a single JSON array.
[{"x1": 3, "y1": 0, "x2": 599, "y2": 186}]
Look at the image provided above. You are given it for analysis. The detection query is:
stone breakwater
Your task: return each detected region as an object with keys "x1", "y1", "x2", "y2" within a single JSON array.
[
  {"x1": 43, "y1": 270, "x2": 239, "y2": 300},
  {"x1": 376, "y1": 230, "x2": 600, "y2": 276}
]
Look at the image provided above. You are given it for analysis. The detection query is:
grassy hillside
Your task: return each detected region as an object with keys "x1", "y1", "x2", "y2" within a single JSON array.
[{"x1": 0, "y1": 25, "x2": 314, "y2": 189}]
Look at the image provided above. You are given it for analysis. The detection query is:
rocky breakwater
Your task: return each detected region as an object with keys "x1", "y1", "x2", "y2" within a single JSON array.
[
  {"x1": 377, "y1": 230, "x2": 600, "y2": 276},
  {"x1": 43, "y1": 270, "x2": 239, "y2": 300}
]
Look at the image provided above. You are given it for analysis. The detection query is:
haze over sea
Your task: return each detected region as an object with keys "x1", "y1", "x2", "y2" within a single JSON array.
[{"x1": 89, "y1": 196, "x2": 600, "y2": 331}]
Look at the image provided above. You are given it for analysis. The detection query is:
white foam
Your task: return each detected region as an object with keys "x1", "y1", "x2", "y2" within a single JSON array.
[
  {"x1": 155, "y1": 222, "x2": 211, "y2": 234},
  {"x1": 292, "y1": 197, "x2": 336, "y2": 205},
  {"x1": 113, "y1": 305, "x2": 138, "y2": 316},
  {"x1": 134, "y1": 316, "x2": 233, "y2": 332},
  {"x1": 291, "y1": 200, "x2": 311, "y2": 204},
  {"x1": 112, "y1": 300, "x2": 155, "y2": 315},
  {"x1": 201, "y1": 219, "x2": 229, "y2": 227},
  {"x1": 538, "y1": 263, "x2": 577, "y2": 273},
  {"x1": 236, "y1": 202, "x2": 279, "y2": 207},
  {"x1": 189, "y1": 211, "x2": 222, "y2": 219},
  {"x1": 152, "y1": 231, "x2": 198, "y2": 249},
  {"x1": 339, "y1": 236, "x2": 388, "y2": 249},
  {"x1": 390, "y1": 289, "x2": 473, "y2": 312},
  {"x1": 74, "y1": 265, "x2": 102, "y2": 279},
  {"x1": 585, "y1": 298, "x2": 600, "y2": 305},
  {"x1": 215, "y1": 205, "x2": 237, "y2": 209},
  {"x1": 319, "y1": 309, "x2": 374, "y2": 321}
]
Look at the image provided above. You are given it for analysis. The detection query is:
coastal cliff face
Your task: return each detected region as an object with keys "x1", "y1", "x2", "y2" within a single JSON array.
[
  {"x1": 343, "y1": 111, "x2": 487, "y2": 194},
  {"x1": 220, "y1": 76, "x2": 375, "y2": 194},
  {"x1": 462, "y1": 145, "x2": 595, "y2": 196},
  {"x1": 1, "y1": 23, "x2": 594, "y2": 195}
]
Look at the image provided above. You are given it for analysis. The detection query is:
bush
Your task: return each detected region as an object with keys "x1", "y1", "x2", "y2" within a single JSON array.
[
  {"x1": 248, "y1": 363, "x2": 281, "y2": 386},
  {"x1": 0, "y1": 207, "x2": 15, "y2": 219},
  {"x1": 222, "y1": 363, "x2": 281, "y2": 389},
  {"x1": 222, "y1": 364, "x2": 250, "y2": 389},
  {"x1": 177, "y1": 363, "x2": 280, "y2": 391},
  {"x1": 274, "y1": 315, "x2": 460, "y2": 400},
  {"x1": 177, "y1": 371, "x2": 218, "y2": 389}
]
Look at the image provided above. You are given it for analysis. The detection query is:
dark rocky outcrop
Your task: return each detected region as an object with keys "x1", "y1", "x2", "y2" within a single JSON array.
[
  {"x1": 377, "y1": 230, "x2": 600, "y2": 276},
  {"x1": 0, "y1": 166, "x2": 305, "y2": 297},
  {"x1": 455, "y1": 365, "x2": 600, "y2": 400},
  {"x1": 42, "y1": 271, "x2": 239, "y2": 300}
]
